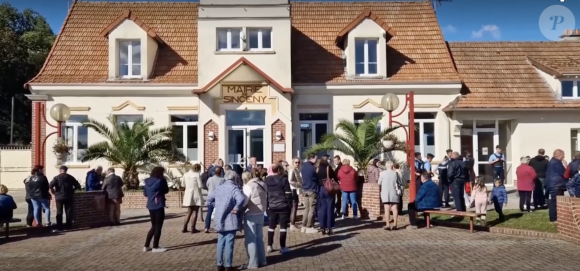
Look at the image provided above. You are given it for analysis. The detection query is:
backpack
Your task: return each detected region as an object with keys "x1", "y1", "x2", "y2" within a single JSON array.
[{"x1": 200, "y1": 171, "x2": 209, "y2": 190}]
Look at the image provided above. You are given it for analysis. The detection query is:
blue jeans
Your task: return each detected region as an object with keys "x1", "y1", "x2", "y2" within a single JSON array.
[
  {"x1": 205, "y1": 205, "x2": 214, "y2": 230},
  {"x1": 341, "y1": 191, "x2": 358, "y2": 217},
  {"x1": 217, "y1": 230, "x2": 236, "y2": 267},
  {"x1": 493, "y1": 167, "x2": 505, "y2": 183},
  {"x1": 548, "y1": 187, "x2": 565, "y2": 222},
  {"x1": 31, "y1": 198, "x2": 50, "y2": 224},
  {"x1": 244, "y1": 214, "x2": 267, "y2": 268}
]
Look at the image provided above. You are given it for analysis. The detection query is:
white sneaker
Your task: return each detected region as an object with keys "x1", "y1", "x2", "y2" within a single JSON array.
[
  {"x1": 267, "y1": 246, "x2": 273, "y2": 253},
  {"x1": 300, "y1": 227, "x2": 306, "y2": 233},
  {"x1": 152, "y1": 247, "x2": 167, "y2": 253},
  {"x1": 341, "y1": 215, "x2": 345, "y2": 220},
  {"x1": 279, "y1": 247, "x2": 291, "y2": 254},
  {"x1": 143, "y1": 247, "x2": 152, "y2": 252},
  {"x1": 305, "y1": 227, "x2": 318, "y2": 234}
]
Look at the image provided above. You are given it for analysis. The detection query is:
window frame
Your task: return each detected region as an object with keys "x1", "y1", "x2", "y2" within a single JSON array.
[
  {"x1": 561, "y1": 80, "x2": 579, "y2": 99},
  {"x1": 61, "y1": 115, "x2": 88, "y2": 164},
  {"x1": 415, "y1": 117, "x2": 436, "y2": 157},
  {"x1": 354, "y1": 39, "x2": 379, "y2": 76},
  {"x1": 353, "y1": 112, "x2": 383, "y2": 130},
  {"x1": 118, "y1": 40, "x2": 141, "y2": 79},
  {"x1": 298, "y1": 113, "x2": 329, "y2": 158},
  {"x1": 247, "y1": 28, "x2": 273, "y2": 51},
  {"x1": 171, "y1": 116, "x2": 199, "y2": 163},
  {"x1": 217, "y1": 28, "x2": 243, "y2": 51},
  {"x1": 114, "y1": 115, "x2": 143, "y2": 129}
]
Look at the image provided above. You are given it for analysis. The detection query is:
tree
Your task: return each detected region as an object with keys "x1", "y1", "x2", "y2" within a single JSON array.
[
  {"x1": 0, "y1": 3, "x2": 55, "y2": 144},
  {"x1": 431, "y1": 0, "x2": 452, "y2": 13},
  {"x1": 306, "y1": 116, "x2": 406, "y2": 180},
  {"x1": 80, "y1": 116, "x2": 186, "y2": 189}
]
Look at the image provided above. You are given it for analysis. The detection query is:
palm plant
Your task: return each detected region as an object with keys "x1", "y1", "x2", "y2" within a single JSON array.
[
  {"x1": 306, "y1": 116, "x2": 406, "y2": 181},
  {"x1": 80, "y1": 116, "x2": 186, "y2": 189}
]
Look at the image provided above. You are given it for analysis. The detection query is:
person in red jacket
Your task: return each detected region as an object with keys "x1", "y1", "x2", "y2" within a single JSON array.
[
  {"x1": 516, "y1": 156, "x2": 537, "y2": 212},
  {"x1": 337, "y1": 159, "x2": 359, "y2": 219}
]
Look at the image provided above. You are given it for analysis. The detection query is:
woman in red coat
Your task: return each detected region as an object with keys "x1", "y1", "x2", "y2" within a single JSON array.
[
  {"x1": 516, "y1": 156, "x2": 537, "y2": 212},
  {"x1": 337, "y1": 159, "x2": 358, "y2": 219}
]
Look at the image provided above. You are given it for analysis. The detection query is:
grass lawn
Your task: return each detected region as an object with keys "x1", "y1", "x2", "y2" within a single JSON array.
[{"x1": 429, "y1": 209, "x2": 557, "y2": 233}]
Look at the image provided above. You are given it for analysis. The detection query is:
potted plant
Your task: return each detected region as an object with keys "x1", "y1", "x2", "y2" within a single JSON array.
[{"x1": 53, "y1": 138, "x2": 70, "y2": 165}]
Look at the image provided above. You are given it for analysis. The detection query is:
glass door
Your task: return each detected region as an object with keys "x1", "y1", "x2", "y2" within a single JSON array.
[
  {"x1": 475, "y1": 130, "x2": 497, "y2": 184},
  {"x1": 227, "y1": 127, "x2": 265, "y2": 175}
]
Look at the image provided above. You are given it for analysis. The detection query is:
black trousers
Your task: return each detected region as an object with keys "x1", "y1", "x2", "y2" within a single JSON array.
[
  {"x1": 407, "y1": 202, "x2": 428, "y2": 226},
  {"x1": 548, "y1": 187, "x2": 565, "y2": 222},
  {"x1": 533, "y1": 178, "x2": 546, "y2": 207},
  {"x1": 493, "y1": 200, "x2": 504, "y2": 220},
  {"x1": 26, "y1": 199, "x2": 34, "y2": 226},
  {"x1": 450, "y1": 181, "x2": 466, "y2": 212},
  {"x1": 518, "y1": 191, "x2": 532, "y2": 212},
  {"x1": 56, "y1": 198, "x2": 74, "y2": 230},
  {"x1": 438, "y1": 181, "x2": 450, "y2": 207},
  {"x1": 145, "y1": 208, "x2": 165, "y2": 248},
  {"x1": 334, "y1": 192, "x2": 342, "y2": 215}
]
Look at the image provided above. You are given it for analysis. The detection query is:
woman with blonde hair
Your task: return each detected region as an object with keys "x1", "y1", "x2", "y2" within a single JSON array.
[
  {"x1": 182, "y1": 163, "x2": 204, "y2": 233},
  {"x1": 0, "y1": 184, "x2": 17, "y2": 221},
  {"x1": 241, "y1": 170, "x2": 268, "y2": 269},
  {"x1": 378, "y1": 161, "x2": 401, "y2": 230},
  {"x1": 287, "y1": 157, "x2": 302, "y2": 230}
]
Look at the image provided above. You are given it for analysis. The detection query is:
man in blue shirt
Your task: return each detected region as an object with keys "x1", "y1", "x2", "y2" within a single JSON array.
[
  {"x1": 300, "y1": 153, "x2": 320, "y2": 234},
  {"x1": 488, "y1": 145, "x2": 505, "y2": 183},
  {"x1": 424, "y1": 153, "x2": 434, "y2": 176},
  {"x1": 408, "y1": 172, "x2": 441, "y2": 228}
]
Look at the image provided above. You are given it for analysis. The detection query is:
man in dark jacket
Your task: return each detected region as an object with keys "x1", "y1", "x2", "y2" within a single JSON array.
[
  {"x1": 564, "y1": 152, "x2": 580, "y2": 180},
  {"x1": 50, "y1": 166, "x2": 81, "y2": 231},
  {"x1": 408, "y1": 172, "x2": 441, "y2": 228},
  {"x1": 26, "y1": 165, "x2": 51, "y2": 226},
  {"x1": 264, "y1": 164, "x2": 293, "y2": 253},
  {"x1": 529, "y1": 148, "x2": 549, "y2": 208},
  {"x1": 85, "y1": 166, "x2": 103, "y2": 191},
  {"x1": 333, "y1": 155, "x2": 343, "y2": 217},
  {"x1": 546, "y1": 149, "x2": 566, "y2": 222},
  {"x1": 102, "y1": 167, "x2": 124, "y2": 225},
  {"x1": 300, "y1": 153, "x2": 319, "y2": 234},
  {"x1": 447, "y1": 152, "x2": 466, "y2": 211}
]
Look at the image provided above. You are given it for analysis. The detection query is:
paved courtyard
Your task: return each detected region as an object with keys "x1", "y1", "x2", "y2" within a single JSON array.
[{"x1": 0, "y1": 209, "x2": 577, "y2": 271}]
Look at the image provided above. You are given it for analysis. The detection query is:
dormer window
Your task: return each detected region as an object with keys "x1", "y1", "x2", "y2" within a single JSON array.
[
  {"x1": 119, "y1": 40, "x2": 141, "y2": 78},
  {"x1": 248, "y1": 28, "x2": 272, "y2": 50},
  {"x1": 562, "y1": 80, "x2": 579, "y2": 99},
  {"x1": 355, "y1": 39, "x2": 378, "y2": 76},
  {"x1": 217, "y1": 28, "x2": 242, "y2": 51}
]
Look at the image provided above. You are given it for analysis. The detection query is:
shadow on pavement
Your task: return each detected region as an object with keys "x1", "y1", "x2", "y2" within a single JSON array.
[
  {"x1": 166, "y1": 235, "x2": 245, "y2": 251},
  {"x1": 268, "y1": 243, "x2": 344, "y2": 265}
]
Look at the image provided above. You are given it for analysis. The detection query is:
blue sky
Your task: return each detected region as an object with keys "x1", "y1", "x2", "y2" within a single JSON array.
[{"x1": 7, "y1": 0, "x2": 580, "y2": 41}]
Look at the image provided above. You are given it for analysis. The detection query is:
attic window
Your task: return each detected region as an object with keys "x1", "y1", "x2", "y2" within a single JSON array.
[
  {"x1": 119, "y1": 40, "x2": 141, "y2": 78},
  {"x1": 355, "y1": 39, "x2": 378, "y2": 76},
  {"x1": 562, "y1": 80, "x2": 579, "y2": 99}
]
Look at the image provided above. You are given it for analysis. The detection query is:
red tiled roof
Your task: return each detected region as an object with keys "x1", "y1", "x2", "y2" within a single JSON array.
[
  {"x1": 27, "y1": 1, "x2": 198, "y2": 85},
  {"x1": 335, "y1": 8, "x2": 396, "y2": 46},
  {"x1": 195, "y1": 57, "x2": 293, "y2": 94},
  {"x1": 447, "y1": 41, "x2": 580, "y2": 109},
  {"x1": 291, "y1": 1, "x2": 460, "y2": 83},
  {"x1": 98, "y1": 9, "x2": 162, "y2": 42}
]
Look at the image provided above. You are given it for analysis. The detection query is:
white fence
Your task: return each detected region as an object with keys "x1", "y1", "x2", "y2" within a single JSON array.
[{"x1": 0, "y1": 145, "x2": 32, "y2": 189}]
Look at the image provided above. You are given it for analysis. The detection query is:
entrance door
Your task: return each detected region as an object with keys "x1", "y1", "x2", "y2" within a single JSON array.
[
  {"x1": 474, "y1": 130, "x2": 497, "y2": 184},
  {"x1": 227, "y1": 127, "x2": 264, "y2": 175}
]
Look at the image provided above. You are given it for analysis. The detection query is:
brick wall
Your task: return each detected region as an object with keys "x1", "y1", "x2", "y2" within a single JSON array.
[
  {"x1": 204, "y1": 120, "x2": 219, "y2": 168},
  {"x1": 271, "y1": 119, "x2": 286, "y2": 163},
  {"x1": 556, "y1": 196, "x2": 580, "y2": 244},
  {"x1": 50, "y1": 191, "x2": 110, "y2": 228},
  {"x1": 31, "y1": 102, "x2": 47, "y2": 166},
  {"x1": 121, "y1": 191, "x2": 183, "y2": 209}
]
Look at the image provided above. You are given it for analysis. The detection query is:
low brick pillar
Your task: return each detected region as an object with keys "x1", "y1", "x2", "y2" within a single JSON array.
[
  {"x1": 556, "y1": 196, "x2": 580, "y2": 244},
  {"x1": 50, "y1": 191, "x2": 109, "y2": 228},
  {"x1": 361, "y1": 183, "x2": 384, "y2": 220},
  {"x1": 121, "y1": 191, "x2": 183, "y2": 209}
]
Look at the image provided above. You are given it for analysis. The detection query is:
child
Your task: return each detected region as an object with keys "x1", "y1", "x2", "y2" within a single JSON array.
[
  {"x1": 489, "y1": 179, "x2": 507, "y2": 221},
  {"x1": 470, "y1": 176, "x2": 488, "y2": 225},
  {"x1": 567, "y1": 165, "x2": 580, "y2": 197}
]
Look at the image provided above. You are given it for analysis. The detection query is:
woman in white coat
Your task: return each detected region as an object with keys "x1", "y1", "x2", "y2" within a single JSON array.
[{"x1": 182, "y1": 163, "x2": 204, "y2": 233}]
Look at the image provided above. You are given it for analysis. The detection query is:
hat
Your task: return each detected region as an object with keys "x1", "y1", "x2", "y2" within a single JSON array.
[
  {"x1": 414, "y1": 152, "x2": 421, "y2": 156},
  {"x1": 59, "y1": 165, "x2": 68, "y2": 171}
]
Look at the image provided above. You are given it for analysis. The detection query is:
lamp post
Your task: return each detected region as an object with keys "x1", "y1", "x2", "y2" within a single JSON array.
[
  {"x1": 39, "y1": 103, "x2": 71, "y2": 166},
  {"x1": 381, "y1": 92, "x2": 417, "y2": 202}
]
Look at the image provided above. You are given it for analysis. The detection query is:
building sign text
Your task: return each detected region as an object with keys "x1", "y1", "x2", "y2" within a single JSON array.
[{"x1": 222, "y1": 85, "x2": 268, "y2": 104}]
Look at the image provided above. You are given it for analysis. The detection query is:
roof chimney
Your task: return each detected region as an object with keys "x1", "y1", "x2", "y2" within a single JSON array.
[{"x1": 560, "y1": 29, "x2": 580, "y2": 41}]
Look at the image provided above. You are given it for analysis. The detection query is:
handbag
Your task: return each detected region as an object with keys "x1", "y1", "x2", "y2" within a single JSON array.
[
  {"x1": 323, "y1": 166, "x2": 341, "y2": 195},
  {"x1": 395, "y1": 174, "x2": 403, "y2": 196}
]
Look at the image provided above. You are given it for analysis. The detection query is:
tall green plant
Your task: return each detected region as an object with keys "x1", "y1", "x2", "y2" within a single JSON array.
[
  {"x1": 80, "y1": 116, "x2": 186, "y2": 189},
  {"x1": 306, "y1": 116, "x2": 406, "y2": 180}
]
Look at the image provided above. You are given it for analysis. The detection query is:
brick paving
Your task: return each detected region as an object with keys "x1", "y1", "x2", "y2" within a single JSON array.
[{"x1": 0, "y1": 209, "x2": 578, "y2": 271}]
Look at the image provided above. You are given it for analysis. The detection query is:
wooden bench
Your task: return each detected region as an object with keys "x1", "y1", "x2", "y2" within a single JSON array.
[
  {"x1": 1, "y1": 218, "x2": 22, "y2": 239},
  {"x1": 423, "y1": 210, "x2": 479, "y2": 233}
]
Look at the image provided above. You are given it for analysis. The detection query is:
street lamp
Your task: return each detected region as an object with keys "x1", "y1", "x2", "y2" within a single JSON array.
[
  {"x1": 39, "y1": 103, "x2": 71, "y2": 166},
  {"x1": 381, "y1": 92, "x2": 417, "y2": 202}
]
